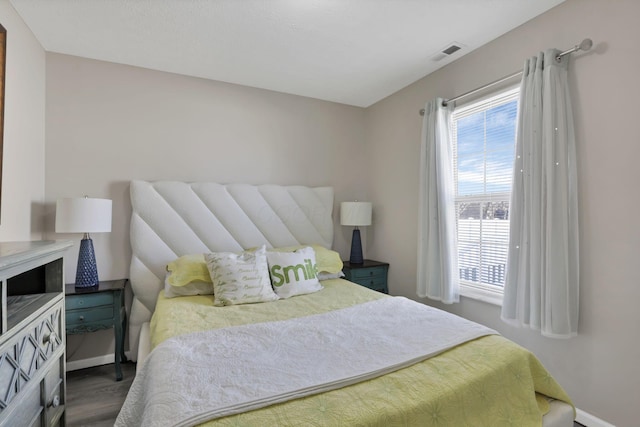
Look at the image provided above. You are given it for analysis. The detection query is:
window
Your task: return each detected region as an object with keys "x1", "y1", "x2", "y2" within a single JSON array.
[{"x1": 451, "y1": 88, "x2": 519, "y2": 304}]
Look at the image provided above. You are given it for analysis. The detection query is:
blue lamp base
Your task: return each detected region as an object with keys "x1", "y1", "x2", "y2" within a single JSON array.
[
  {"x1": 349, "y1": 228, "x2": 364, "y2": 264},
  {"x1": 75, "y1": 236, "x2": 99, "y2": 288}
]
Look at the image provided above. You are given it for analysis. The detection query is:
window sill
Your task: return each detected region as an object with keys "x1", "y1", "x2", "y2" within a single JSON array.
[{"x1": 460, "y1": 284, "x2": 503, "y2": 307}]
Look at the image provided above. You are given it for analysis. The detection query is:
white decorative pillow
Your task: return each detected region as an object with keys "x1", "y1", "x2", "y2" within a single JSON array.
[
  {"x1": 205, "y1": 246, "x2": 279, "y2": 306},
  {"x1": 266, "y1": 246, "x2": 323, "y2": 298},
  {"x1": 267, "y1": 244, "x2": 343, "y2": 275}
]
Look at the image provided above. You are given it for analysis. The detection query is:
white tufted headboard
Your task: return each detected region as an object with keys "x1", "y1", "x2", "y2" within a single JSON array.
[{"x1": 128, "y1": 180, "x2": 334, "y2": 360}]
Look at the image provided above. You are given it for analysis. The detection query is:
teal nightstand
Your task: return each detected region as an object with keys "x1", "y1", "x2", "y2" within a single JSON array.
[
  {"x1": 342, "y1": 260, "x2": 389, "y2": 294},
  {"x1": 65, "y1": 279, "x2": 128, "y2": 381}
]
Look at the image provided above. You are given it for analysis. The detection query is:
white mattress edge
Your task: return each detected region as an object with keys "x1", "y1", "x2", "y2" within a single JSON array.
[{"x1": 543, "y1": 399, "x2": 576, "y2": 427}]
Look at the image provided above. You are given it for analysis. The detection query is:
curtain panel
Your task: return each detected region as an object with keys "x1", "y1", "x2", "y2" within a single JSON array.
[
  {"x1": 417, "y1": 98, "x2": 459, "y2": 304},
  {"x1": 501, "y1": 49, "x2": 579, "y2": 338}
]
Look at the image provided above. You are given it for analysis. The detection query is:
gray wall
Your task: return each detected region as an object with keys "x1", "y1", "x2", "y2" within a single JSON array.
[
  {"x1": 44, "y1": 53, "x2": 368, "y2": 363},
  {"x1": 0, "y1": 0, "x2": 45, "y2": 241},
  {"x1": 365, "y1": 0, "x2": 639, "y2": 425}
]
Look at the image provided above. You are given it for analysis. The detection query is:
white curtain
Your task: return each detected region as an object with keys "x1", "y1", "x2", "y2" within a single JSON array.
[
  {"x1": 501, "y1": 49, "x2": 579, "y2": 338},
  {"x1": 417, "y1": 98, "x2": 459, "y2": 304}
]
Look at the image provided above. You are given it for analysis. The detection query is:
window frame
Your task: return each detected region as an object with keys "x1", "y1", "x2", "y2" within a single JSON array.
[{"x1": 451, "y1": 86, "x2": 520, "y2": 306}]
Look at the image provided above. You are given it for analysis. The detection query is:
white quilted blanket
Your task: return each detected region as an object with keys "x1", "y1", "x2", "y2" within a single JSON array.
[{"x1": 115, "y1": 297, "x2": 496, "y2": 427}]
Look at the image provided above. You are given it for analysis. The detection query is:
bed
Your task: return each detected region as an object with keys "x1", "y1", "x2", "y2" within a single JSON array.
[{"x1": 117, "y1": 180, "x2": 575, "y2": 427}]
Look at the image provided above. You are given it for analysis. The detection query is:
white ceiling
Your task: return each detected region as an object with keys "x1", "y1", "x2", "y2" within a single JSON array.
[{"x1": 10, "y1": 0, "x2": 564, "y2": 107}]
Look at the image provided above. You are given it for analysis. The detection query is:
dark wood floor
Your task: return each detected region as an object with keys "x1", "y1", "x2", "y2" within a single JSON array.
[
  {"x1": 66, "y1": 363, "x2": 584, "y2": 426},
  {"x1": 66, "y1": 362, "x2": 136, "y2": 427}
]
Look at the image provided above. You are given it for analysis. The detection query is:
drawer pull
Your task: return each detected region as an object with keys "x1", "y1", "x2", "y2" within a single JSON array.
[
  {"x1": 48, "y1": 395, "x2": 60, "y2": 408},
  {"x1": 43, "y1": 331, "x2": 58, "y2": 344},
  {"x1": 79, "y1": 315, "x2": 85, "y2": 321}
]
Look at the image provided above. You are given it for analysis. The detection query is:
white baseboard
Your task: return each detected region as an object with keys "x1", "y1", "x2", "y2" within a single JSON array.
[
  {"x1": 576, "y1": 408, "x2": 616, "y2": 427},
  {"x1": 66, "y1": 351, "x2": 134, "y2": 372},
  {"x1": 66, "y1": 354, "x2": 114, "y2": 371}
]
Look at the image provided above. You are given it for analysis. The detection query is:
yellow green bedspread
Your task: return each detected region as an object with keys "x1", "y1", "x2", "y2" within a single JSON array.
[{"x1": 150, "y1": 279, "x2": 573, "y2": 426}]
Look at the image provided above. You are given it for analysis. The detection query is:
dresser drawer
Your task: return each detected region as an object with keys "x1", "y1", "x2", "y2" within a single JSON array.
[
  {"x1": 0, "y1": 381, "x2": 43, "y2": 427},
  {"x1": 66, "y1": 306, "x2": 113, "y2": 326},
  {"x1": 0, "y1": 300, "x2": 63, "y2": 426},
  {"x1": 66, "y1": 292, "x2": 114, "y2": 309},
  {"x1": 44, "y1": 356, "x2": 63, "y2": 403},
  {"x1": 44, "y1": 358, "x2": 65, "y2": 427}
]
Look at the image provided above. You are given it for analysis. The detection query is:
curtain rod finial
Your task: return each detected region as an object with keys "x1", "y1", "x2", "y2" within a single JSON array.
[{"x1": 579, "y1": 38, "x2": 593, "y2": 52}]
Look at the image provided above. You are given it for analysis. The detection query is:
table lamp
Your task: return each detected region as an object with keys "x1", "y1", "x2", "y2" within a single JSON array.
[
  {"x1": 340, "y1": 201, "x2": 372, "y2": 264},
  {"x1": 55, "y1": 197, "x2": 112, "y2": 288}
]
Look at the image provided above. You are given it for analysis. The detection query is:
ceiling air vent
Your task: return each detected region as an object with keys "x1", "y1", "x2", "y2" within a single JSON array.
[
  {"x1": 442, "y1": 44, "x2": 461, "y2": 55},
  {"x1": 430, "y1": 42, "x2": 463, "y2": 62}
]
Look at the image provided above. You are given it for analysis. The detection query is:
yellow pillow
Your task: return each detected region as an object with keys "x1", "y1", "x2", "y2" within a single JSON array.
[
  {"x1": 268, "y1": 244, "x2": 343, "y2": 274},
  {"x1": 166, "y1": 254, "x2": 212, "y2": 287}
]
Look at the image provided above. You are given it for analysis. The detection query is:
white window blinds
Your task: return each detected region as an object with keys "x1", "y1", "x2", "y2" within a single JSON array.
[{"x1": 452, "y1": 88, "x2": 518, "y2": 292}]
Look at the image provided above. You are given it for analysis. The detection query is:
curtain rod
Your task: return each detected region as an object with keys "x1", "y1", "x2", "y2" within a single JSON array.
[{"x1": 419, "y1": 38, "x2": 593, "y2": 116}]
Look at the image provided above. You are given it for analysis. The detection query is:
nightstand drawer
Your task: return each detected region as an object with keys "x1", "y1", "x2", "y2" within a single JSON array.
[
  {"x1": 342, "y1": 260, "x2": 389, "y2": 294},
  {"x1": 66, "y1": 292, "x2": 113, "y2": 309},
  {"x1": 353, "y1": 275, "x2": 387, "y2": 291},
  {"x1": 348, "y1": 267, "x2": 387, "y2": 280},
  {"x1": 66, "y1": 306, "x2": 113, "y2": 326}
]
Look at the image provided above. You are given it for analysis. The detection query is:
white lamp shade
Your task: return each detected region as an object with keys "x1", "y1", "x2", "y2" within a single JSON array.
[
  {"x1": 55, "y1": 197, "x2": 112, "y2": 233},
  {"x1": 340, "y1": 202, "x2": 372, "y2": 226}
]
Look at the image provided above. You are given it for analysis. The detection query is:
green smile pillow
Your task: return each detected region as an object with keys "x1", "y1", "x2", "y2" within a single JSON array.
[{"x1": 266, "y1": 246, "x2": 323, "y2": 298}]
